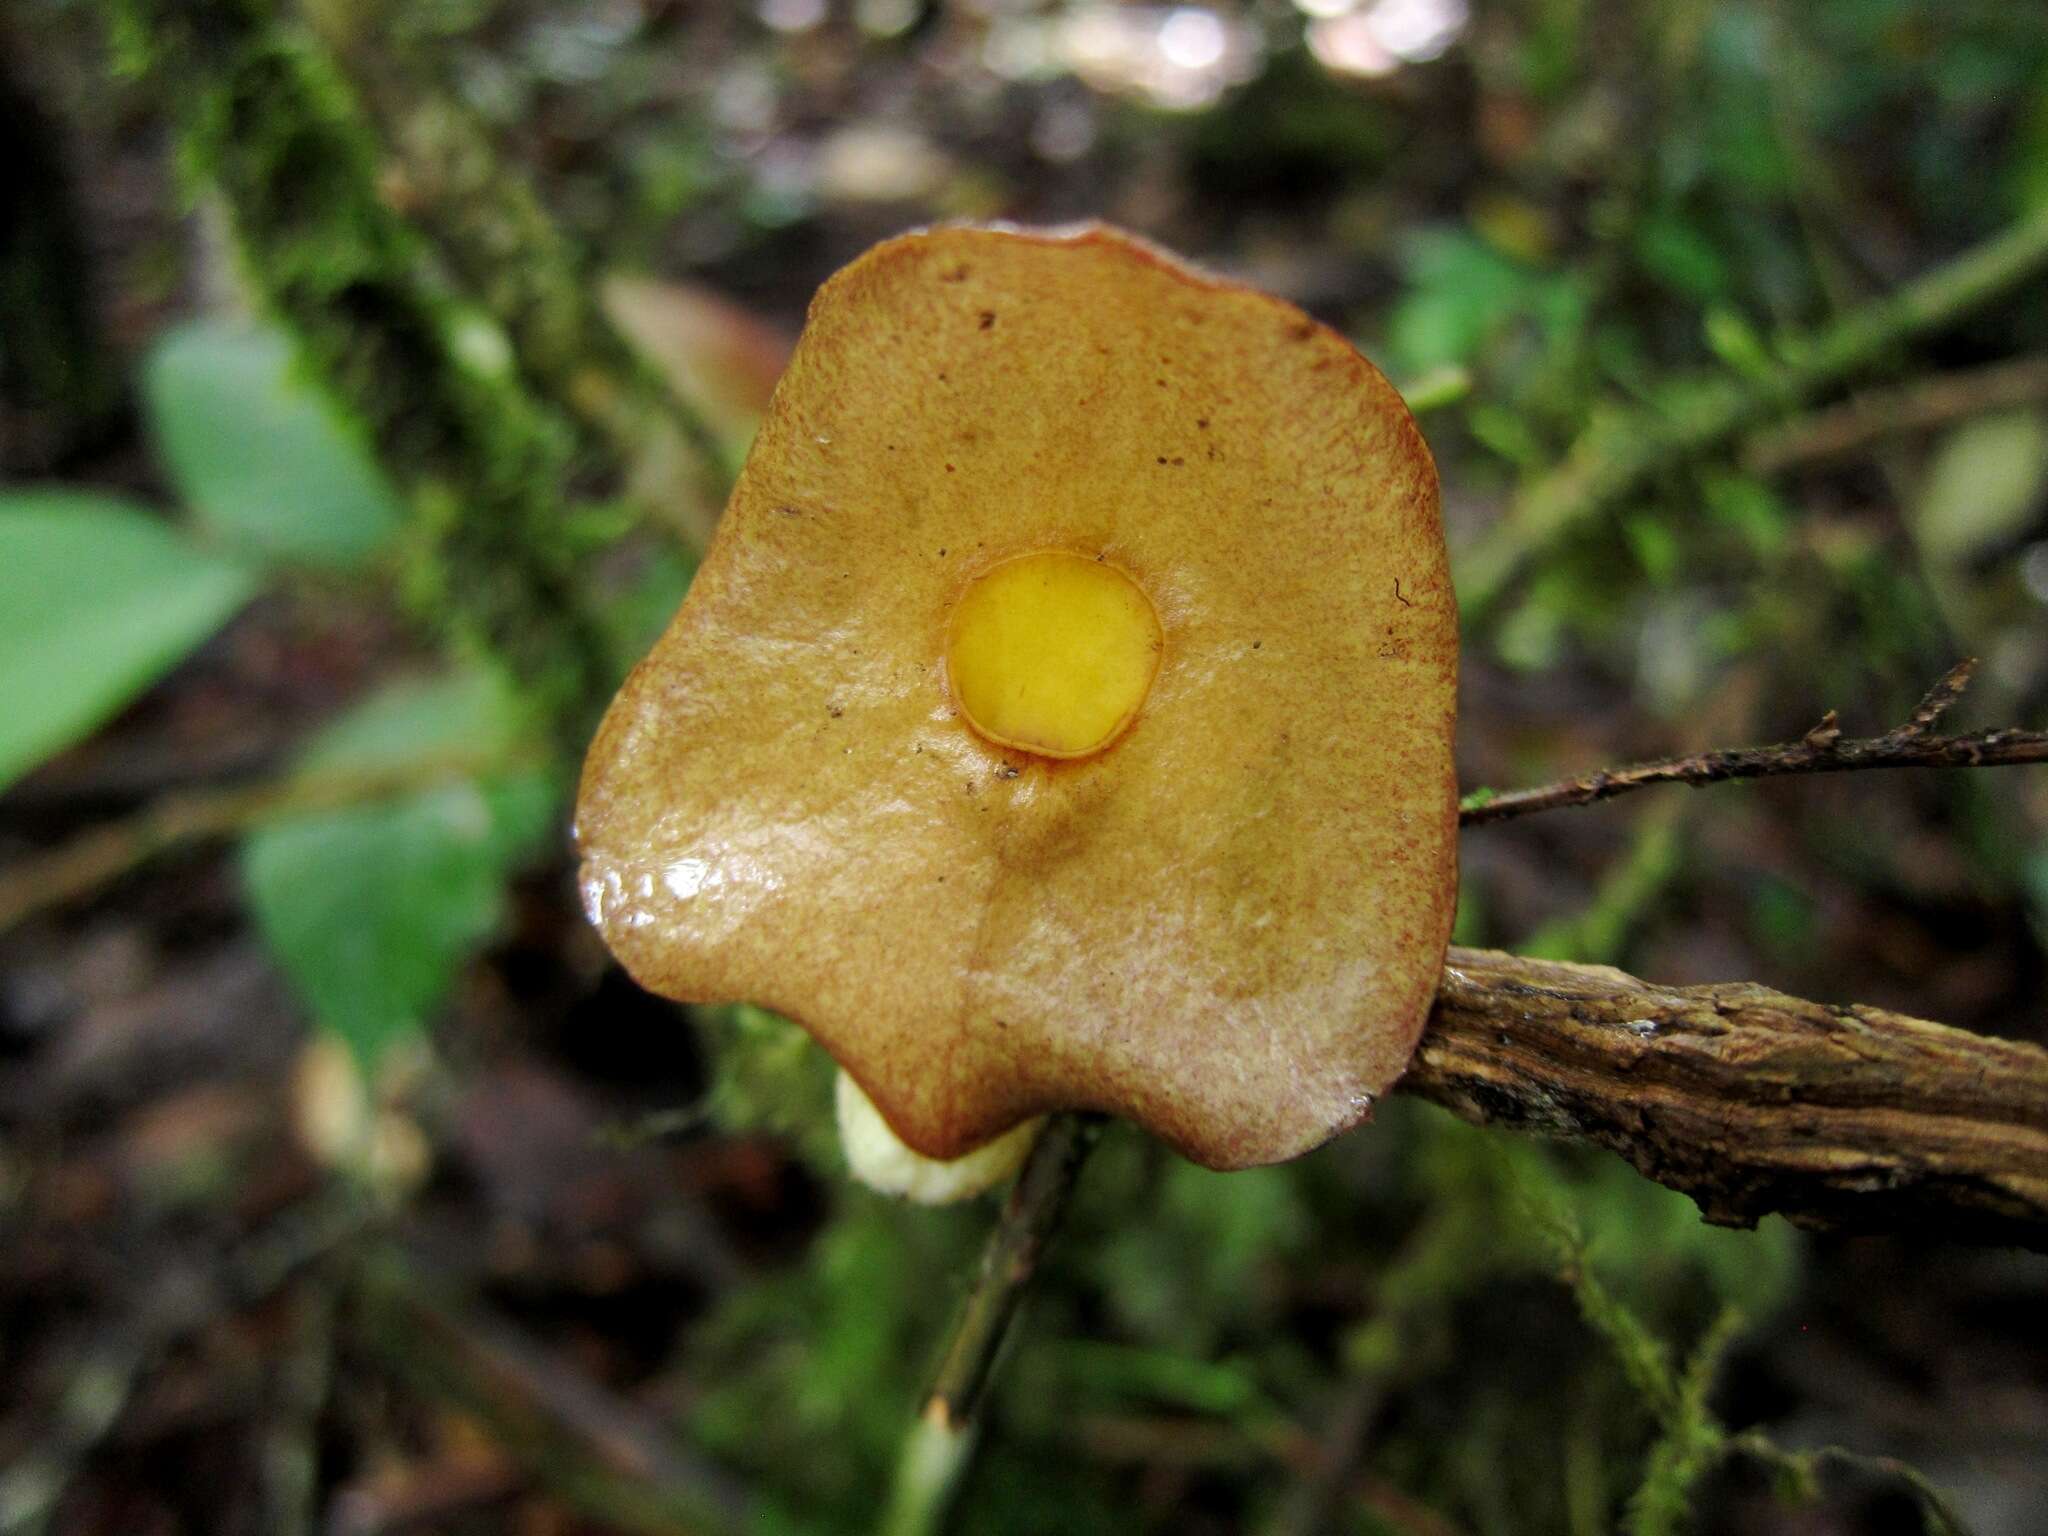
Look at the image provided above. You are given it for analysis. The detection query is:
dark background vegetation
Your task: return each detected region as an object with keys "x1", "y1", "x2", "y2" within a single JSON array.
[{"x1": 3, "y1": 1, "x2": 2047, "y2": 1533}]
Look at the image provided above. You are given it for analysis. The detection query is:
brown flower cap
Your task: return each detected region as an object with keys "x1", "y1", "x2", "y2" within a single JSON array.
[{"x1": 575, "y1": 223, "x2": 1458, "y2": 1170}]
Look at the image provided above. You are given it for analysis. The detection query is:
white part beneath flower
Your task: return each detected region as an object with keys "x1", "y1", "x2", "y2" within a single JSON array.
[{"x1": 835, "y1": 1070, "x2": 1044, "y2": 1204}]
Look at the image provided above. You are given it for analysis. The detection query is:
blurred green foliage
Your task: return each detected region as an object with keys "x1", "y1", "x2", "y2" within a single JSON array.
[
  {"x1": 7, "y1": 0, "x2": 2048, "y2": 1530},
  {"x1": 0, "y1": 489, "x2": 255, "y2": 791},
  {"x1": 241, "y1": 667, "x2": 556, "y2": 1069},
  {"x1": 0, "y1": 315, "x2": 410, "y2": 795},
  {"x1": 144, "y1": 320, "x2": 406, "y2": 568},
  {"x1": 664, "y1": 1089, "x2": 1805, "y2": 1534}
]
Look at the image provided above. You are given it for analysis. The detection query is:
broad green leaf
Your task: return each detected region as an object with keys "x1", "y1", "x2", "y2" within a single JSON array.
[
  {"x1": 0, "y1": 489, "x2": 256, "y2": 792},
  {"x1": 1621, "y1": 512, "x2": 1683, "y2": 587},
  {"x1": 144, "y1": 320, "x2": 404, "y2": 569},
  {"x1": 241, "y1": 669, "x2": 558, "y2": 1067}
]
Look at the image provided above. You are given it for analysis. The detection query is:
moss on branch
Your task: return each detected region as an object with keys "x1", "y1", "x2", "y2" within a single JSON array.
[
  {"x1": 301, "y1": 0, "x2": 735, "y2": 546},
  {"x1": 106, "y1": 0, "x2": 613, "y2": 732}
]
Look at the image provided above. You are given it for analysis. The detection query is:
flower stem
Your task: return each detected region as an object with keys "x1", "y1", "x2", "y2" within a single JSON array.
[{"x1": 879, "y1": 1113, "x2": 1101, "y2": 1536}]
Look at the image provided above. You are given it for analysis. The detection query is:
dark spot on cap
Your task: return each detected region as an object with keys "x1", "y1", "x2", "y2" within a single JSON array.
[{"x1": 979, "y1": 311, "x2": 996, "y2": 330}]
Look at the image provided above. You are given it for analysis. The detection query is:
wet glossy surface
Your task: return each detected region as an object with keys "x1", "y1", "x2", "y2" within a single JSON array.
[
  {"x1": 574, "y1": 224, "x2": 1458, "y2": 1168},
  {"x1": 945, "y1": 549, "x2": 1162, "y2": 759}
]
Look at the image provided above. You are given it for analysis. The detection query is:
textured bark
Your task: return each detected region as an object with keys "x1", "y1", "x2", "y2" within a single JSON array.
[{"x1": 1405, "y1": 947, "x2": 2048, "y2": 1250}]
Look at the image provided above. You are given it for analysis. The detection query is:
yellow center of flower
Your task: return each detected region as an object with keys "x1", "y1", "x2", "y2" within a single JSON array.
[{"x1": 945, "y1": 551, "x2": 1163, "y2": 760}]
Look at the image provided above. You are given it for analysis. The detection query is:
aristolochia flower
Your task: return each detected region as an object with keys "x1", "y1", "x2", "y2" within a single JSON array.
[{"x1": 576, "y1": 224, "x2": 1457, "y2": 1174}]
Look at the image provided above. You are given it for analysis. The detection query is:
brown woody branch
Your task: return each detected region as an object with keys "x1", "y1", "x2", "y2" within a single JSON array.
[
  {"x1": 1459, "y1": 659, "x2": 2047, "y2": 827},
  {"x1": 1404, "y1": 947, "x2": 2048, "y2": 1250}
]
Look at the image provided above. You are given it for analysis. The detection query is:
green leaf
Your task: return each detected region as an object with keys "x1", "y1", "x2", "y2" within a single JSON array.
[
  {"x1": 0, "y1": 489, "x2": 256, "y2": 792},
  {"x1": 1622, "y1": 512, "x2": 1683, "y2": 587},
  {"x1": 144, "y1": 320, "x2": 405, "y2": 569},
  {"x1": 1635, "y1": 212, "x2": 1731, "y2": 303},
  {"x1": 1396, "y1": 363, "x2": 1475, "y2": 416},
  {"x1": 1387, "y1": 230, "x2": 1585, "y2": 376},
  {"x1": 1700, "y1": 307, "x2": 1775, "y2": 380},
  {"x1": 1044, "y1": 1340, "x2": 1270, "y2": 1418},
  {"x1": 241, "y1": 669, "x2": 558, "y2": 1067},
  {"x1": 1913, "y1": 409, "x2": 2048, "y2": 566},
  {"x1": 1699, "y1": 470, "x2": 1791, "y2": 558}
]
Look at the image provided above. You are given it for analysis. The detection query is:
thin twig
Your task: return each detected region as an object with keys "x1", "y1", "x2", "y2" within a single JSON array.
[
  {"x1": 0, "y1": 749, "x2": 530, "y2": 936},
  {"x1": 15, "y1": 657, "x2": 2034, "y2": 935},
  {"x1": 880, "y1": 1114, "x2": 1102, "y2": 1536},
  {"x1": 1258, "y1": 1356, "x2": 1394, "y2": 1536},
  {"x1": 0, "y1": 1199, "x2": 364, "y2": 1536},
  {"x1": 1722, "y1": 1434, "x2": 1974, "y2": 1536},
  {"x1": 327, "y1": 1455, "x2": 524, "y2": 1536},
  {"x1": 1744, "y1": 354, "x2": 2048, "y2": 474},
  {"x1": 261, "y1": 1280, "x2": 337, "y2": 1536},
  {"x1": 1458, "y1": 659, "x2": 2046, "y2": 827},
  {"x1": 354, "y1": 1246, "x2": 753, "y2": 1536}
]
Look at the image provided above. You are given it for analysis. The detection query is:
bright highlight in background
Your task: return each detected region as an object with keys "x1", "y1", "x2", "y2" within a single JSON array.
[
  {"x1": 1158, "y1": 7, "x2": 1228, "y2": 71},
  {"x1": 1303, "y1": 0, "x2": 1469, "y2": 77}
]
